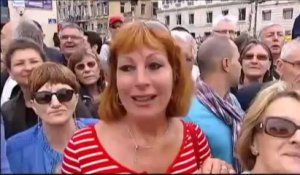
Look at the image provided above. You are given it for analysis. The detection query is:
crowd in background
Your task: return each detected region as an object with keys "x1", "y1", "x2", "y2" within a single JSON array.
[{"x1": 0, "y1": 12, "x2": 300, "y2": 174}]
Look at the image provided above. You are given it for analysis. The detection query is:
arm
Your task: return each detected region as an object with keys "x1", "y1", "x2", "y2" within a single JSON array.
[{"x1": 1, "y1": 115, "x2": 11, "y2": 173}]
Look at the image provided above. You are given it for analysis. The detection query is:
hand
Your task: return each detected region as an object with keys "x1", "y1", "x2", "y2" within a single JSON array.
[{"x1": 197, "y1": 158, "x2": 236, "y2": 174}]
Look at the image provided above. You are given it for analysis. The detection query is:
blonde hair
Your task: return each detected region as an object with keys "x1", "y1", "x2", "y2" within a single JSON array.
[{"x1": 236, "y1": 81, "x2": 300, "y2": 170}]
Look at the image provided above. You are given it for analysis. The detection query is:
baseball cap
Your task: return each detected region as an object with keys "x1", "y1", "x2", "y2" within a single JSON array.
[{"x1": 109, "y1": 15, "x2": 124, "y2": 26}]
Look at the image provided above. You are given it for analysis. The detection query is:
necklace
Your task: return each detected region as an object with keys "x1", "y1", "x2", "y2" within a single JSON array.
[{"x1": 126, "y1": 121, "x2": 171, "y2": 164}]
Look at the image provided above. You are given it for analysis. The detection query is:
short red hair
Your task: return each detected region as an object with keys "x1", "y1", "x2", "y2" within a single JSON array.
[{"x1": 99, "y1": 21, "x2": 194, "y2": 122}]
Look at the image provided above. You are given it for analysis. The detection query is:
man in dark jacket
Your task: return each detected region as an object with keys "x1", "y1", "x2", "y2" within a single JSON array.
[
  {"x1": 292, "y1": 14, "x2": 300, "y2": 39},
  {"x1": 32, "y1": 20, "x2": 64, "y2": 64}
]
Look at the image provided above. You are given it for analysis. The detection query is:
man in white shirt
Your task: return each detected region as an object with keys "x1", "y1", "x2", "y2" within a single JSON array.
[{"x1": 99, "y1": 15, "x2": 124, "y2": 73}]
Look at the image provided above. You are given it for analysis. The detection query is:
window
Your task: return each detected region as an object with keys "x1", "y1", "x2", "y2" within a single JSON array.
[
  {"x1": 222, "y1": 10, "x2": 229, "y2": 15},
  {"x1": 120, "y1": 2, "x2": 125, "y2": 13},
  {"x1": 262, "y1": 10, "x2": 271, "y2": 21},
  {"x1": 98, "y1": 23, "x2": 102, "y2": 29},
  {"x1": 152, "y1": 2, "x2": 158, "y2": 16},
  {"x1": 206, "y1": 11, "x2": 213, "y2": 24},
  {"x1": 165, "y1": 15, "x2": 170, "y2": 25},
  {"x1": 91, "y1": 23, "x2": 94, "y2": 30},
  {"x1": 189, "y1": 13, "x2": 194, "y2": 24},
  {"x1": 141, "y1": 3, "x2": 146, "y2": 15},
  {"x1": 283, "y1": 8, "x2": 293, "y2": 19},
  {"x1": 176, "y1": 14, "x2": 182, "y2": 25},
  {"x1": 205, "y1": 0, "x2": 212, "y2": 4},
  {"x1": 187, "y1": 0, "x2": 194, "y2": 5},
  {"x1": 239, "y1": 8, "x2": 246, "y2": 21}
]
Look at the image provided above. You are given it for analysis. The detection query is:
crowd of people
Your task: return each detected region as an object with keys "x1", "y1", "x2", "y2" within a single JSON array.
[{"x1": 0, "y1": 12, "x2": 299, "y2": 174}]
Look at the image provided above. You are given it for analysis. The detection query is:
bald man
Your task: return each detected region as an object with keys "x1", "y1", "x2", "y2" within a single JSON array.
[{"x1": 185, "y1": 36, "x2": 244, "y2": 171}]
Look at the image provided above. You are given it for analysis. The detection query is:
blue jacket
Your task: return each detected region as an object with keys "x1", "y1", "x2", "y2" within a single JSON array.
[
  {"x1": 185, "y1": 95, "x2": 242, "y2": 165},
  {"x1": 6, "y1": 118, "x2": 98, "y2": 174},
  {"x1": 1, "y1": 116, "x2": 11, "y2": 173}
]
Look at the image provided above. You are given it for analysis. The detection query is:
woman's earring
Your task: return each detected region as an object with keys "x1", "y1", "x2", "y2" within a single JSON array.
[{"x1": 251, "y1": 147, "x2": 259, "y2": 156}]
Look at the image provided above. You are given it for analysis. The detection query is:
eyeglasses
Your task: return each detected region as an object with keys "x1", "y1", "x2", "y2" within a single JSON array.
[
  {"x1": 214, "y1": 30, "x2": 236, "y2": 35},
  {"x1": 33, "y1": 89, "x2": 75, "y2": 104},
  {"x1": 282, "y1": 59, "x2": 300, "y2": 70},
  {"x1": 75, "y1": 61, "x2": 96, "y2": 71},
  {"x1": 244, "y1": 54, "x2": 269, "y2": 61},
  {"x1": 60, "y1": 35, "x2": 83, "y2": 41},
  {"x1": 256, "y1": 117, "x2": 300, "y2": 138}
]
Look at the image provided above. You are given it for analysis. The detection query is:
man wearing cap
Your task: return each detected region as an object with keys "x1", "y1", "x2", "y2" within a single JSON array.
[{"x1": 99, "y1": 15, "x2": 124, "y2": 73}]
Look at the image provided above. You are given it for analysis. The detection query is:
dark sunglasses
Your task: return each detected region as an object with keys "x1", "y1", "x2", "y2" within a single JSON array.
[
  {"x1": 34, "y1": 89, "x2": 75, "y2": 104},
  {"x1": 75, "y1": 61, "x2": 96, "y2": 70},
  {"x1": 256, "y1": 117, "x2": 300, "y2": 138}
]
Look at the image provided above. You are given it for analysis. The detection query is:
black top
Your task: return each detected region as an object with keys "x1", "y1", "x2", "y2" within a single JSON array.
[{"x1": 25, "y1": 107, "x2": 38, "y2": 128}]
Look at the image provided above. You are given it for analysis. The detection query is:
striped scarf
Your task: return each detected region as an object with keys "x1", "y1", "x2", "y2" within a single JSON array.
[{"x1": 195, "y1": 78, "x2": 244, "y2": 172}]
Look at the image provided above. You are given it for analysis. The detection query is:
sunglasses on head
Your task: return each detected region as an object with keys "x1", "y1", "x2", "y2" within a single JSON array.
[
  {"x1": 33, "y1": 89, "x2": 75, "y2": 104},
  {"x1": 75, "y1": 61, "x2": 96, "y2": 71},
  {"x1": 256, "y1": 117, "x2": 300, "y2": 138}
]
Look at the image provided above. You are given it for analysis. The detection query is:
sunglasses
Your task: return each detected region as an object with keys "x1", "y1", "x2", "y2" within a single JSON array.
[
  {"x1": 256, "y1": 117, "x2": 300, "y2": 138},
  {"x1": 33, "y1": 89, "x2": 75, "y2": 104},
  {"x1": 244, "y1": 54, "x2": 269, "y2": 61},
  {"x1": 75, "y1": 61, "x2": 96, "y2": 70}
]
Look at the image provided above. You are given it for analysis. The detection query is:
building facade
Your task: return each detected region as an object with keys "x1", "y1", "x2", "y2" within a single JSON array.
[
  {"x1": 57, "y1": 0, "x2": 158, "y2": 40},
  {"x1": 157, "y1": 0, "x2": 300, "y2": 42},
  {"x1": 8, "y1": 0, "x2": 58, "y2": 47},
  {"x1": 57, "y1": 0, "x2": 109, "y2": 39}
]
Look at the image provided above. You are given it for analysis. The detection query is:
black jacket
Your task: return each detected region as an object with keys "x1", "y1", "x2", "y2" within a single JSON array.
[{"x1": 2, "y1": 90, "x2": 92, "y2": 139}]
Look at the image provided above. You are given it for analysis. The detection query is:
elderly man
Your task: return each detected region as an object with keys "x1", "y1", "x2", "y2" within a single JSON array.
[
  {"x1": 236, "y1": 38, "x2": 300, "y2": 110},
  {"x1": 212, "y1": 15, "x2": 238, "y2": 40},
  {"x1": 258, "y1": 23, "x2": 285, "y2": 62},
  {"x1": 171, "y1": 27, "x2": 199, "y2": 81},
  {"x1": 185, "y1": 36, "x2": 244, "y2": 171},
  {"x1": 58, "y1": 23, "x2": 85, "y2": 65}
]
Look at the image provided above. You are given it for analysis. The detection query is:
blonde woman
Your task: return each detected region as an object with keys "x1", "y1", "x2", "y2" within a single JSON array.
[{"x1": 236, "y1": 81, "x2": 300, "y2": 174}]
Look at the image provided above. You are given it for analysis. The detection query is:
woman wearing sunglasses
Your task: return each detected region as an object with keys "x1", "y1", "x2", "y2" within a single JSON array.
[
  {"x1": 238, "y1": 40, "x2": 274, "y2": 89},
  {"x1": 61, "y1": 21, "x2": 235, "y2": 174},
  {"x1": 68, "y1": 48, "x2": 106, "y2": 118},
  {"x1": 6, "y1": 62, "x2": 98, "y2": 173},
  {"x1": 237, "y1": 81, "x2": 300, "y2": 174}
]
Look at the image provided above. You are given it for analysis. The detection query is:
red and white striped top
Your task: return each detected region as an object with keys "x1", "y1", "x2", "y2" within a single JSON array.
[{"x1": 61, "y1": 121, "x2": 211, "y2": 174}]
